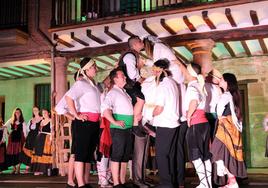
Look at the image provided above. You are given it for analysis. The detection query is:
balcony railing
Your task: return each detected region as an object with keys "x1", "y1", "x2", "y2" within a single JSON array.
[
  {"x1": 0, "y1": 0, "x2": 28, "y2": 32},
  {"x1": 51, "y1": 0, "x2": 220, "y2": 27}
]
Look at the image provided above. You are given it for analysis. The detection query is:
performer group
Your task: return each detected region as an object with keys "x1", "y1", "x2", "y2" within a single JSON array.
[{"x1": 0, "y1": 35, "x2": 247, "y2": 188}]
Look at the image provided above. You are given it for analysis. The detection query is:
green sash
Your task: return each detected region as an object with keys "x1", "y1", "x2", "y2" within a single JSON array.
[{"x1": 110, "y1": 113, "x2": 133, "y2": 129}]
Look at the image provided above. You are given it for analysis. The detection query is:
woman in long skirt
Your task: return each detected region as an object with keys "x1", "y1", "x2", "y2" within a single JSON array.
[
  {"x1": 31, "y1": 109, "x2": 52, "y2": 175},
  {"x1": 5, "y1": 108, "x2": 26, "y2": 174},
  {"x1": 211, "y1": 73, "x2": 247, "y2": 188},
  {"x1": 20, "y1": 106, "x2": 42, "y2": 173}
]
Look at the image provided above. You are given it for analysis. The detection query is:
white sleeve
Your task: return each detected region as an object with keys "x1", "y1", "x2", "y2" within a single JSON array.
[
  {"x1": 123, "y1": 54, "x2": 141, "y2": 81},
  {"x1": 65, "y1": 81, "x2": 83, "y2": 100},
  {"x1": 26, "y1": 120, "x2": 31, "y2": 135},
  {"x1": 2, "y1": 126, "x2": 8, "y2": 143},
  {"x1": 216, "y1": 93, "x2": 230, "y2": 117},
  {"x1": 4, "y1": 119, "x2": 12, "y2": 134},
  {"x1": 22, "y1": 122, "x2": 27, "y2": 138},
  {"x1": 101, "y1": 92, "x2": 114, "y2": 114},
  {"x1": 188, "y1": 86, "x2": 200, "y2": 103},
  {"x1": 55, "y1": 96, "x2": 68, "y2": 115},
  {"x1": 154, "y1": 85, "x2": 166, "y2": 107},
  {"x1": 153, "y1": 43, "x2": 177, "y2": 62}
]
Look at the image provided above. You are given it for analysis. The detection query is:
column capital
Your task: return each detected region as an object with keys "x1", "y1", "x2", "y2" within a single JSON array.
[{"x1": 187, "y1": 39, "x2": 215, "y2": 75}]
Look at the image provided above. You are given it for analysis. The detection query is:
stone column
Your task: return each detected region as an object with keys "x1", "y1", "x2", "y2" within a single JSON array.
[
  {"x1": 187, "y1": 39, "x2": 215, "y2": 75},
  {"x1": 54, "y1": 57, "x2": 68, "y2": 104}
]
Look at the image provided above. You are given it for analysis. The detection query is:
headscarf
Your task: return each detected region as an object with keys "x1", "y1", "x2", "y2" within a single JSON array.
[
  {"x1": 152, "y1": 65, "x2": 168, "y2": 85},
  {"x1": 77, "y1": 58, "x2": 96, "y2": 83},
  {"x1": 187, "y1": 64, "x2": 207, "y2": 96},
  {"x1": 146, "y1": 35, "x2": 162, "y2": 44}
]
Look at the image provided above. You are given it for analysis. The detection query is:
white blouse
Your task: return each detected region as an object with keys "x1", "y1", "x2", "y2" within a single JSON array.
[
  {"x1": 123, "y1": 53, "x2": 141, "y2": 81},
  {"x1": 65, "y1": 79, "x2": 101, "y2": 113}
]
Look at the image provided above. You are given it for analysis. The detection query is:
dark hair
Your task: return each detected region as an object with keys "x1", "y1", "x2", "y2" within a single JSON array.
[
  {"x1": 80, "y1": 57, "x2": 92, "y2": 69},
  {"x1": 73, "y1": 71, "x2": 83, "y2": 81},
  {"x1": 128, "y1": 35, "x2": 140, "y2": 49},
  {"x1": 190, "y1": 62, "x2": 202, "y2": 75},
  {"x1": 109, "y1": 67, "x2": 123, "y2": 85},
  {"x1": 222, "y1": 73, "x2": 242, "y2": 121},
  {"x1": 42, "y1": 109, "x2": 51, "y2": 118},
  {"x1": 12, "y1": 108, "x2": 24, "y2": 125},
  {"x1": 32, "y1": 106, "x2": 41, "y2": 118},
  {"x1": 154, "y1": 59, "x2": 172, "y2": 82}
]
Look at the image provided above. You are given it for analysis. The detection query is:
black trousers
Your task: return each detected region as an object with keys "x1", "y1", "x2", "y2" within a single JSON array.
[
  {"x1": 132, "y1": 134, "x2": 150, "y2": 183},
  {"x1": 176, "y1": 121, "x2": 188, "y2": 186},
  {"x1": 156, "y1": 126, "x2": 179, "y2": 188}
]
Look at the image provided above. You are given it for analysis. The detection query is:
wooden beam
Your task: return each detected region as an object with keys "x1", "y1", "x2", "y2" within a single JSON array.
[
  {"x1": 94, "y1": 57, "x2": 115, "y2": 67},
  {"x1": 68, "y1": 64, "x2": 79, "y2": 71},
  {"x1": 30, "y1": 65, "x2": 50, "y2": 72},
  {"x1": 241, "y1": 41, "x2": 252, "y2": 56},
  {"x1": 106, "y1": 55, "x2": 118, "y2": 62},
  {"x1": 104, "y1": 26, "x2": 122, "y2": 42},
  {"x1": 258, "y1": 38, "x2": 268, "y2": 54},
  {"x1": 223, "y1": 42, "x2": 236, "y2": 57},
  {"x1": 17, "y1": 66, "x2": 46, "y2": 75},
  {"x1": 0, "y1": 74, "x2": 10, "y2": 79},
  {"x1": 183, "y1": 15, "x2": 196, "y2": 32},
  {"x1": 212, "y1": 51, "x2": 218, "y2": 61},
  {"x1": 202, "y1": 11, "x2": 216, "y2": 30},
  {"x1": 225, "y1": 8, "x2": 237, "y2": 27},
  {"x1": 53, "y1": 33, "x2": 74, "y2": 48},
  {"x1": 86, "y1": 29, "x2": 106, "y2": 45},
  {"x1": 58, "y1": 25, "x2": 268, "y2": 58},
  {"x1": 142, "y1": 20, "x2": 157, "y2": 37},
  {"x1": 173, "y1": 49, "x2": 189, "y2": 63},
  {"x1": 4, "y1": 67, "x2": 34, "y2": 77},
  {"x1": 250, "y1": 10, "x2": 259, "y2": 25},
  {"x1": 71, "y1": 32, "x2": 89, "y2": 46},
  {"x1": 0, "y1": 70, "x2": 20, "y2": 78},
  {"x1": 160, "y1": 18, "x2": 176, "y2": 35},
  {"x1": 121, "y1": 22, "x2": 135, "y2": 37}
]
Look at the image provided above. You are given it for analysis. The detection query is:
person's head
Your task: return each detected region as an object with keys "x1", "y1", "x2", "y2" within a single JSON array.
[
  {"x1": 103, "y1": 76, "x2": 112, "y2": 91},
  {"x1": 42, "y1": 109, "x2": 50, "y2": 119},
  {"x1": 128, "y1": 36, "x2": 144, "y2": 52},
  {"x1": 187, "y1": 62, "x2": 202, "y2": 80},
  {"x1": 220, "y1": 73, "x2": 242, "y2": 121},
  {"x1": 12, "y1": 108, "x2": 24, "y2": 124},
  {"x1": 74, "y1": 71, "x2": 83, "y2": 81},
  {"x1": 80, "y1": 57, "x2": 97, "y2": 79},
  {"x1": 32, "y1": 106, "x2": 41, "y2": 118},
  {"x1": 109, "y1": 68, "x2": 126, "y2": 88},
  {"x1": 0, "y1": 116, "x2": 3, "y2": 127},
  {"x1": 206, "y1": 69, "x2": 222, "y2": 85},
  {"x1": 152, "y1": 59, "x2": 171, "y2": 83}
]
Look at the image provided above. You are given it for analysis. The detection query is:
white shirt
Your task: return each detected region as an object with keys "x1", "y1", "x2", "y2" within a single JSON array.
[
  {"x1": 55, "y1": 94, "x2": 68, "y2": 115},
  {"x1": 0, "y1": 126, "x2": 8, "y2": 143},
  {"x1": 123, "y1": 53, "x2": 141, "y2": 81},
  {"x1": 204, "y1": 83, "x2": 221, "y2": 113},
  {"x1": 153, "y1": 77, "x2": 180, "y2": 128},
  {"x1": 153, "y1": 43, "x2": 184, "y2": 84},
  {"x1": 65, "y1": 79, "x2": 101, "y2": 113},
  {"x1": 101, "y1": 85, "x2": 133, "y2": 116},
  {"x1": 184, "y1": 80, "x2": 206, "y2": 112}
]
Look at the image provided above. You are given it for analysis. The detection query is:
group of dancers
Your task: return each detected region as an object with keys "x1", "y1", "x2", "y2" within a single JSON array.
[
  {"x1": 0, "y1": 107, "x2": 52, "y2": 175},
  {"x1": 56, "y1": 35, "x2": 247, "y2": 188}
]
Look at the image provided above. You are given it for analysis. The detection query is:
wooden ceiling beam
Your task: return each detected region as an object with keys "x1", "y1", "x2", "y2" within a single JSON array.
[
  {"x1": 202, "y1": 11, "x2": 216, "y2": 30},
  {"x1": 142, "y1": 20, "x2": 158, "y2": 37},
  {"x1": 183, "y1": 15, "x2": 196, "y2": 32},
  {"x1": 17, "y1": 66, "x2": 46, "y2": 76},
  {"x1": 223, "y1": 42, "x2": 236, "y2": 57},
  {"x1": 241, "y1": 41, "x2": 252, "y2": 56},
  {"x1": 173, "y1": 49, "x2": 189, "y2": 64},
  {"x1": 250, "y1": 10, "x2": 259, "y2": 25},
  {"x1": 86, "y1": 29, "x2": 106, "y2": 45},
  {"x1": 68, "y1": 64, "x2": 79, "y2": 71},
  {"x1": 30, "y1": 65, "x2": 50, "y2": 72},
  {"x1": 225, "y1": 8, "x2": 237, "y2": 27},
  {"x1": 104, "y1": 26, "x2": 122, "y2": 42},
  {"x1": 58, "y1": 25, "x2": 268, "y2": 58},
  {"x1": 160, "y1": 18, "x2": 177, "y2": 35},
  {"x1": 212, "y1": 51, "x2": 218, "y2": 61},
  {"x1": 4, "y1": 67, "x2": 34, "y2": 77},
  {"x1": 71, "y1": 32, "x2": 89, "y2": 46},
  {"x1": 106, "y1": 55, "x2": 119, "y2": 62},
  {"x1": 54, "y1": 33, "x2": 74, "y2": 48},
  {"x1": 258, "y1": 38, "x2": 268, "y2": 54},
  {"x1": 0, "y1": 70, "x2": 20, "y2": 78},
  {"x1": 121, "y1": 22, "x2": 135, "y2": 37},
  {"x1": 94, "y1": 57, "x2": 115, "y2": 67}
]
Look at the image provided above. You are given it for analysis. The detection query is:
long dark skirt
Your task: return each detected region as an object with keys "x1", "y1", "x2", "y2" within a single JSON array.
[
  {"x1": 31, "y1": 133, "x2": 52, "y2": 174},
  {"x1": 211, "y1": 115, "x2": 247, "y2": 186},
  {"x1": 0, "y1": 142, "x2": 7, "y2": 171}
]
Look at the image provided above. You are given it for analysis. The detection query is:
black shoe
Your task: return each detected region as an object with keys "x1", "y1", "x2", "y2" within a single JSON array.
[
  {"x1": 113, "y1": 184, "x2": 125, "y2": 188},
  {"x1": 133, "y1": 181, "x2": 149, "y2": 188},
  {"x1": 66, "y1": 184, "x2": 77, "y2": 188},
  {"x1": 85, "y1": 183, "x2": 93, "y2": 188}
]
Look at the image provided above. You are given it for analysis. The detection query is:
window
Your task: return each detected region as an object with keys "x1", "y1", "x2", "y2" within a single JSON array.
[{"x1": 34, "y1": 84, "x2": 51, "y2": 111}]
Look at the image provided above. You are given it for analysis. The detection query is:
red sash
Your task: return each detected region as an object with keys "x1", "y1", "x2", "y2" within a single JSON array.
[
  {"x1": 79, "y1": 112, "x2": 100, "y2": 122},
  {"x1": 190, "y1": 109, "x2": 208, "y2": 125}
]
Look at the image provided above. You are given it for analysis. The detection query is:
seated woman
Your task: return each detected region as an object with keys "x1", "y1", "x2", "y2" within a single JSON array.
[{"x1": 31, "y1": 109, "x2": 52, "y2": 175}]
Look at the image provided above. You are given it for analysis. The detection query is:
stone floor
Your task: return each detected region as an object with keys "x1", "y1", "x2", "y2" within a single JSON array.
[{"x1": 0, "y1": 168, "x2": 268, "y2": 188}]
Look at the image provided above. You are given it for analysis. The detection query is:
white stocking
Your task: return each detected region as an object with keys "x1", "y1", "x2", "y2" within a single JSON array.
[
  {"x1": 193, "y1": 158, "x2": 208, "y2": 188},
  {"x1": 204, "y1": 160, "x2": 212, "y2": 188}
]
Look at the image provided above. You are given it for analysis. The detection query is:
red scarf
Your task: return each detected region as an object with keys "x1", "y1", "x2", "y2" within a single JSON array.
[{"x1": 99, "y1": 117, "x2": 112, "y2": 157}]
